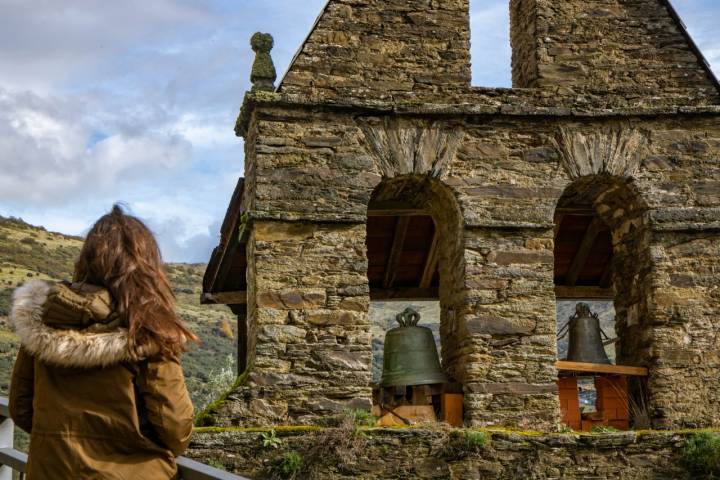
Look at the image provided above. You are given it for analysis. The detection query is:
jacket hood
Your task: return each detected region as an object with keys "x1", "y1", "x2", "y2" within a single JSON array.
[{"x1": 11, "y1": 279, "x2": 135, "y2": 368}]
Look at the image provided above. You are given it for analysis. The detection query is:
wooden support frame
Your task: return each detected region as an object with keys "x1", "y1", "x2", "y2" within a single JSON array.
[
  {"x1": 201, "y1": 291, "x2": 248, "y2": 305},
  {"x1": 556, "y1": 360, "x2": 648, "y2": 377},
  {"x1": 383, "y1": 217, "x2": 410, "y2": 289},
  {"x1": 566, "y1": 217, "x2": 605, "y2": 286},
  {"x1": 554, "y1": 213, "x2": 565, "y2": 240},
  {"x1": 555, "y1": 286, "x2": 614, "y2": 299},
  {"x1": 598, "y1": 262, "x2": 613, "y2": 288},
  {"x1": 368, "y1": 200, "x2": 428, "y2": 217},
  {"x1": 370, "y1": 287, "x2": 439, "y2": 301},
  {"x1": 420, "y1": 229, "x2": 439, "y2": 289}
]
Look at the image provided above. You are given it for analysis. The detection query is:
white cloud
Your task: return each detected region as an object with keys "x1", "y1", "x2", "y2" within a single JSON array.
[
  {"x1": 0, "y1": 0, "x2": 213, "y2": 91},
  {"x1": 0, "y1": 88, "x2": 193, "y2": 204}
]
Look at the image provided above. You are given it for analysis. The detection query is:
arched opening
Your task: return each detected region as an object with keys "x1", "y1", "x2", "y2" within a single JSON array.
[
  {"x1": 366, "y1": 175, "x2": 466, "y2": 425},
  {"x1": 554, "y1": 175, "x2": 651, "y2": 431}
]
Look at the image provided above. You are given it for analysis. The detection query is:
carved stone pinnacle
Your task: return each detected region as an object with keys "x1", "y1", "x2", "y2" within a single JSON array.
[{"x1": 250, "y1": 32, "x2": 277, "y2": 92}]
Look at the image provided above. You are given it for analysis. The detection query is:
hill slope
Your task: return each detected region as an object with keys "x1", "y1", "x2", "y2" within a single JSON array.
[{"x1": 0, "y1": 216, "x2": 236, "y2": 413}]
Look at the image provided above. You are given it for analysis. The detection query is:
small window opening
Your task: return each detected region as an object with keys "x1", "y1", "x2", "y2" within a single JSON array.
[{"x1": 470, "y1": 0, "x2": 512, "y2": 87}]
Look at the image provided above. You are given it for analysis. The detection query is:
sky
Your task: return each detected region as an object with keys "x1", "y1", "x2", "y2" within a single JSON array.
[{"x1": 0, "y1": 0, "x2": 718, "y2": 263}]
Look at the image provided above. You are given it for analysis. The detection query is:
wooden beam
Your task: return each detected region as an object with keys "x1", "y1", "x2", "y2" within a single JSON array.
[
  {"x1": 229, "y1": 304, "x2": 248, "y2": 376},
  {"x1": 555, "y1": 207, "x2": 597, "y2": 215},
  {"x1": 555, "y1": 286, "x2": 614, "y2": 299},
  {"x1": 599, "y1": 262, "x2": 613, "y2": 289},
  {"x1": 555, "y1": 360, "x2": 648, "y2": 377},
  {"x1": 383, "y1": 217, "x2": 410, "y2": 289},
  {"x1": 368, "y1": 209, "x2": 428, "y2": 217},
  {"x1": 419, "y1": 230, "x2": 440, "y2": 289},
  {"x1": 566, "y1": 217, "x2": 605, "y2": 286},
  {"x1": 554, "y1": 213, "x2": 565, "y2": 240},
  {"x1": 201, "y1": 291, "x2": 247, "y2": 305},
  {"x1": 370, "y1": 287, "x2": 439, "y2": 301}
]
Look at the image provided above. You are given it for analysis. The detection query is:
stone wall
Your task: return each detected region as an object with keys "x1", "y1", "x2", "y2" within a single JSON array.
[
  {"x1": 278, "y1": 0, "x2": 471, "y2": 99},
  {"x1": 276, "y1": 0, "x2": 719, "y2": 103},
  {"x1": 188, "y1": 427, "x2": 697, "y2": 479},
  {"x1": 508, "y1": 0, "x2": 719, "y2": 101},
  {"x1": 221, "y1": 100, "x2": 720, "y2": 430},
  {"x1": 205, "y1": 222, "x2": 373, "y2": 426}
]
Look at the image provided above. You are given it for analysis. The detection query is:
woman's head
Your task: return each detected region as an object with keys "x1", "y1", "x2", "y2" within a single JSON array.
[{"x1": 74, "y1": 204, "x2": 197, "y2": 357}]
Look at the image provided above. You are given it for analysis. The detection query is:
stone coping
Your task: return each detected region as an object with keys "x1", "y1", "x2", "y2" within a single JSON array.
[
  {"x1": 236, "y1": 90, "x2": 720, "y2": 136},
  {"x1": 193, "y1": 425, "x2": 720, "y2": 439}
]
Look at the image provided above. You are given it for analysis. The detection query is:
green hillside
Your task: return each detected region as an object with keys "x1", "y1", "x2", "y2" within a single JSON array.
[{"x1": 0, "y1": 216, "x2": 236, "y2": 415}]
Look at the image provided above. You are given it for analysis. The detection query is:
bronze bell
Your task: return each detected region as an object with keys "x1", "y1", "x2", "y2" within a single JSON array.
[
  {"x1": 380, "y1": 308, "x2": 448, "y2": 387},
  {"x1": 559, "y1": 303, "x2": 612, "y2": 364}
]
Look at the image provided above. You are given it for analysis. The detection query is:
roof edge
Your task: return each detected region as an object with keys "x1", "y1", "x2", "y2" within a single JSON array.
[
  {"x1": 275, "y1": 0, "x2": 332, "y2": 93},
  {"x1": 662, "y1": 0, "x2": 720, "y2": 94}
]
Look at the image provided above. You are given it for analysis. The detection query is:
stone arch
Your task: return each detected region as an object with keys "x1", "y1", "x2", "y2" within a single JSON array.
[
  {"x1": 365, "y1": 174, "x2": 469, "y2": 385},
  {"x1": 553, "y1": 173, "x2": 654, "y2": 427}
]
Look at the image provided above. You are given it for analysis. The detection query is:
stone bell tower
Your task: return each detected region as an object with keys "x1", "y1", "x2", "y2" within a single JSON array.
[{"x1": 203, "y1": 0, "x2": 720, "y2": 431}]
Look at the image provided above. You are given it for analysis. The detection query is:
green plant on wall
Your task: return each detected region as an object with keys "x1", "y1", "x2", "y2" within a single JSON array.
[
  {"x1": 279, "y1": 451, "x2": 303, "y2": 478},
  {"x1": 262, "y1": 429, "x2": 283, "y2": 449},
  {"x1": 443, "y1": 430, "x2": 490, "y2": 460},
  {"x1": 683, "y1": 432, "x2": 720, "y2": 478},
  {"x1": 347, "y1": 409, "x2": 377, "y2": 428}
]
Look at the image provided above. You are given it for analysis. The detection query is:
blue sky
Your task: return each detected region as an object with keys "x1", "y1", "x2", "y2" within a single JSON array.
[{"x1": 0, "y1": 0, "x2": 718, "y2": 263}]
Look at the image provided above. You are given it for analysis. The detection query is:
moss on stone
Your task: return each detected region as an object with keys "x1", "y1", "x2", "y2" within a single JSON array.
[{"x1": 193, "y1": 366, "x2": 251, "y2": 427}]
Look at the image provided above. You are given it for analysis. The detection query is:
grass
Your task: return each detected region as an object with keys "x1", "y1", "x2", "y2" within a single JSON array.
[
  {"x1": 279, "y1": 452, "x2": 303, "y2": 478},
  {"x1": 683, "y1": 432, "x2": 720, "y2": 478}
]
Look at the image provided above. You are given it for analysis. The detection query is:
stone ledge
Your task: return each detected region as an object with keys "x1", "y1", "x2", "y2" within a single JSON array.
[
  {"x1": 236, "y1": 90, "x2": 720, "y2": 137},
  {"x1": 187, "y1": 427, "x2": 710, "y2": 479}
]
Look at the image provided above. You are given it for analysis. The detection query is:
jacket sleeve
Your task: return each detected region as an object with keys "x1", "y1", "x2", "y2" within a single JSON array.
[
  {"x1": 9, "y1": 347, "x2": 35, "y2": 433},
  {"x1": 136, "y1": 355, "x2": 194, "y2": 456}
]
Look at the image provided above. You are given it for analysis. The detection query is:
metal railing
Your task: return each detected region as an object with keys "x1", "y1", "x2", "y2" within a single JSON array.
[{"x1": 0, "y1": 397, "x2": 247, "y2": 480}]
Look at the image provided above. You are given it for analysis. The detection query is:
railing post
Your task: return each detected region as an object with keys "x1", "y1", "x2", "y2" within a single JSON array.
[{"x1": 0, "y1": 415, "x2": 13, "y2": 480}]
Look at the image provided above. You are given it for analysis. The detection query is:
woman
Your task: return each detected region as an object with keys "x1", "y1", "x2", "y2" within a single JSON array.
[{"x1": 9, "y1": 205, "x2": 197, "y2": 479}]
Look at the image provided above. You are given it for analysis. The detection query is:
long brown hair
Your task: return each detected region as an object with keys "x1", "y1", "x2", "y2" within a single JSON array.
[{"x1": 74, "y1": 204, "x2": 198, "y2": 358}]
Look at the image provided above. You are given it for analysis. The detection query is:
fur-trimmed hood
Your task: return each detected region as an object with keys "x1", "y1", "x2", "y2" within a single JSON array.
[{"x1": 10, "y1": 279, "x2": 134, "y2": 368}]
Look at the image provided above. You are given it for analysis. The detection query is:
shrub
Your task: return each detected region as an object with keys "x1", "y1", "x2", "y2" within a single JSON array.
[
  {"x1": 279, "y1": 452, "x2": 303, "y2": 478},
  {"x1": 683, "y1": 432, "x2": 720, "y2": 478},
  {"x1": 444, "y1": 430, "x2": 490, "y2": 459},
  {"x1": 347, "y1": 409, "x2": 377, "y2": 427},
  {"x1": 466, "y1": 430, "x2": 489, "y2": 447}
]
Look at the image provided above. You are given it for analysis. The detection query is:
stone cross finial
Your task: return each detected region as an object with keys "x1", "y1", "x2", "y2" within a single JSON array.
[{"x1": 250, "y1": 32, "x2": 276, "y2": 92}]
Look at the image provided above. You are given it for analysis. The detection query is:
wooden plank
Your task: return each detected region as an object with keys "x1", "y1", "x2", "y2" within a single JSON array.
[
  {"x1": 229, "y1": 304, "x2": 248, "y2": 376},
  {"x1": 441, "y1": 393, "x2": 464, "y2": 428},
  {"x1": 419, "y1": 229, "x2": 440, "y2": 289},
  {"x1": 368, "y1": 209, "x2": 429, "y2": 217},
  {"x1": 599, "y1": 262, "x2": 613, "y2": 288},
  {"x1": 383, "y1": 217, "x2": 411, "y2": 289},
  {"x1": 201, "y1": 291, "x2": 247, "y2": 305},
  {"x1": 566, "y1": 217, "x2": 605, "y2": 286},
  {"x1": 370, "y1": 287, "x2": 439, "y2": 301},
  {"x1": 554, "y1": 213, "x2": 565, "y2": 240},
  {"x1": 555, "y1": 207, "x2": 597, "y2": 215},
  {"x1": 555, "y1": 360, "x2": 648, "y2": 377},
  {"x1": 555, "y1": 286, "x2": 614, "y2": 299}
]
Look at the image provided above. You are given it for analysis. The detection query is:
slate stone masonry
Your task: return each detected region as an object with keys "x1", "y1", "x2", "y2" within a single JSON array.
[{"x1": 209, "y1": 0, "x2": 720, "y2": 430}]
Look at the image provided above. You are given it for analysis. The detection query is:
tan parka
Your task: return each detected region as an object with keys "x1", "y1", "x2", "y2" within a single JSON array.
[{"x1": 8, "y1": 279, "x2": 194, "y2": 480}]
